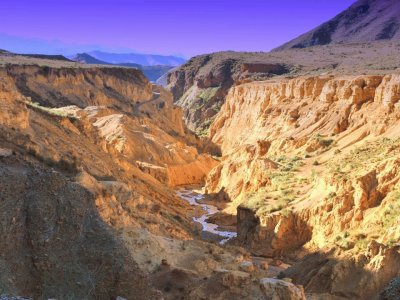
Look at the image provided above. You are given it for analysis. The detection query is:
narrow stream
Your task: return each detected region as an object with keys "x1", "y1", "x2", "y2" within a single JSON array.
[{"x1": 177, "y1": 188, "x2": 237, "y2": 244}]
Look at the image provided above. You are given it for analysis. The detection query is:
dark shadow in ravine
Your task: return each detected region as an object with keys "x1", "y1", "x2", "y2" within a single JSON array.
[
  {"x1": 229, "y1": 201, "x2": 400, "y2": 299},
  {"x1": 277, "y1": 247, "x2": 400, "y2": 300},
  {"x1": 0, "y1": 155, "x2": 159, "y2": 300}
]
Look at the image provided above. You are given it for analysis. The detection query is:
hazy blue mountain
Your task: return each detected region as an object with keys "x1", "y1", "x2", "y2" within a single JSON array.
[
  {"x1": 0, "y1": 33, "x2": 128, "y2": 55},
  {"x1": 0, "y1": 33, "x2": 186, "y2": 67},
  {"x1": 73, "y1": 53, "x2": 113, "y2": 65},
  {"x1": 87, "y1": 50, "x2": 186, "y2": 66},
  {"x1": 73, "y1": 53, "x2": 174, "y2": 82}
]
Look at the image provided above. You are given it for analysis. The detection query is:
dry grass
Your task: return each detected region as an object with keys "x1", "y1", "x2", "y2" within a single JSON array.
[
  {"x1": 26, "y1": 100, "x2": 77, "y2": 119},
  {"x1": 239, "y1": 155, "x2": 311, "y2": 215}
]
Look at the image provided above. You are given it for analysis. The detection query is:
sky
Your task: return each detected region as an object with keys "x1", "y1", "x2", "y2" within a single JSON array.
[{"x1": 1, "y1": 0, "x2": 356, "y2": 57}]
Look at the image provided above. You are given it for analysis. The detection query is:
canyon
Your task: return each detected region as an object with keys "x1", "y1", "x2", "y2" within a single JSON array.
[
  {"x1": 1, "y1": 43, "x2": 399, "y2": 299},
  {"x1": 1, "y1": 1, "x2": 400, "y2": 299},
  {"x1": 0, "y1": 52, "x2": 305, "y2": 299}
]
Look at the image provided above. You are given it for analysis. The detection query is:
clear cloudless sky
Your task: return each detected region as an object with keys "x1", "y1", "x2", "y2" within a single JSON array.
[{"x1": 1, "y1": 0, "x2": 356, "y2": 57}]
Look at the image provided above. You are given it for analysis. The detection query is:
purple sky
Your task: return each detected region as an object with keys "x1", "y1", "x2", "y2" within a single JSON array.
[{"x1": 1, "y1": 0, "x2": 356, "y2": 57}]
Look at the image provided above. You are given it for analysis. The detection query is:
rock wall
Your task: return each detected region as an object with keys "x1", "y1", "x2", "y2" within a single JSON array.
[
  {"x1": 211, "y1": 75, "x2": 399, "y2": 153},
  {"x1": 167, "y1": 53, "x2": 288, "y2": 134},
  {"x1": 0, "y1": 63, "x2": 217, "y2": 298},
  {"x1": 0, "y1": 69, "x2": 30, "y2": 129},
  {"x1": 4, "y1": 64, "x2": 153, "y2": 111},
  {"x1": 167, "y1": 42, "x2": 400, "y2": 136},
  {"x1": 205, "y1": 74, "x2": 400, "y2": 298},
  {"x1": 209, "y1": 75, "x2": 400, "y2": 198}
]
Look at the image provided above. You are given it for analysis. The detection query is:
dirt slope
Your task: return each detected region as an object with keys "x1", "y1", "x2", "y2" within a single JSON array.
[{"x1": 274, "y1": 0, "x2": 400, "y2": 51}]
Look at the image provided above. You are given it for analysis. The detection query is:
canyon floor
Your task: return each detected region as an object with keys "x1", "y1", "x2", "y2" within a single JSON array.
[{"x1": 0, "y1": 40, "x2": 400, "y2": 300}]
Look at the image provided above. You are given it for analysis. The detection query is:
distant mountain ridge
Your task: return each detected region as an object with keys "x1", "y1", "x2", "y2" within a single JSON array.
[
  {"x1": 73, "y1": 53, "x2": 111, "y2": 65},
  {"x1": 274, "y1": 0, "x2": 400, "y2": 51},
  {"x1": 0, "y1": 49, "x2": 72, "y2": 62},
  {"x1": 73, "y1": 53, "x2": 174, "y2": 82},
  {"x1": 87, "y1": 50, "x2": 186, "y2": 66},
  {"x1": 0, "y1": 33, "x2": 186, "y2": 66}
]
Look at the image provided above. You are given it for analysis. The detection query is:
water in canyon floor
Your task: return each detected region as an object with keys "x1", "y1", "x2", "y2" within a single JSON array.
[{"x1": 177, "y1": 188, "x2": 237, "y2": 244}]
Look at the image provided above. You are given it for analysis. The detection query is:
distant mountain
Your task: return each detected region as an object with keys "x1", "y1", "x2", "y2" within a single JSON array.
[
  {"x1": 87, "y1": 51, "x2": 186, "y2": 66},
  {"x1": 1, "y1": 48, "x2": 72, "y2": 62},
  {"x1": 0, "y1": 33, "x2": 186, "y2": 66},
  {"x1": 274, "y1": 0, "x2": 400, "y2": 51},
  {"x1": 73, "y1": 53, "x2": 174, "y2": 82},
  {"x1": 134, "y1": 65, "x2": 174, "y2": 82},
  {"x1": 0, "y1": 33, "x2": 135, "y2": 56},
  {"x1": 73, "y1": 53, "x2": 112, "y2": 65},
  {"x1": 22, "y1": 54, "x2": 72, "y2": 61}
]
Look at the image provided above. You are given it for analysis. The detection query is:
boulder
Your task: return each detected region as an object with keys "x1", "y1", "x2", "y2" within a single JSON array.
[
  {"x1": 239, "y1": 261, "x2": 256, "y2": 273},
  {"x1": 259, "y1": 278, "x2": 306, "y2": 300},
  {"x1": 219, "y1": 270, "x2": 250, "y2": 288}
]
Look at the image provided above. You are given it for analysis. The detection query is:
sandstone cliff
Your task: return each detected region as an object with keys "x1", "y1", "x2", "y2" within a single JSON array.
[
  {"x1": 205, "y1": 74, "x2": 400, "y2": 298},
  {"x1": 0, "y1": 59, "x2": 218, "y2": 298}
]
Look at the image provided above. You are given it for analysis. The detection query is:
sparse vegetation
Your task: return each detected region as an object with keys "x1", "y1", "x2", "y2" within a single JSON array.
[
  {"x1": 239, "y1": 154, "x2": 313, "y2": 215},
  {"x1": 316, "y1": 134, "x2": 335, "y2": 149},
  {"x1": 26, "y1": 100, "x2": 77, "y2": 119}
]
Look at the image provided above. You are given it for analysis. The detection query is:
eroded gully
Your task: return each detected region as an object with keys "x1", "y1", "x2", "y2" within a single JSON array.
[{"x1": 177, "y1": 187, "x2": 237, "y2": 244}]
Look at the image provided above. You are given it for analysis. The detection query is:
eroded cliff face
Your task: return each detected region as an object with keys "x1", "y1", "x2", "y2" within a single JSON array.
[
  {"x1": 167, "y1": 42, "x2": 400, "y2": 138},
  {"x1": 205, "y1": 74, "x2": 400, "y2": 298},
  {"x1": 209, "y1": 75, "x2": 400, "y2": 196},
  {"x1": 0, "y1": 63, "x2": 218, "y2": 298},
  {"x1": 4, "y1": 65, "x2": 153, "y2": 109},
  {"x1": 167, "y1": 53, "x2": 289, "y2": 135}
]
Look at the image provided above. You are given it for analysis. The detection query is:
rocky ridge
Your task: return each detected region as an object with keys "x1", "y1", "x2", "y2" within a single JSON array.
[{"x1": 274, "y1": 0, "x2": 400, "y2": 51}]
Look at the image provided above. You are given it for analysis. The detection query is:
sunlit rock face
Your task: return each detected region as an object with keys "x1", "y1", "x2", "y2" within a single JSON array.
[
  {"x1": 0, "y1": 60, "x2": 220, "y2": 298},
  {"x1": 204, "y1": 74, "x2": 400, "y2": 298}
]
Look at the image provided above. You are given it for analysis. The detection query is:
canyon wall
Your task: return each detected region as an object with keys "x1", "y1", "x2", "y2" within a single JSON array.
[
  {"x1": 167, "y1": 42, "x2": 400, "y2": 138},
  {"x1": 4, "y1": 65, "x2": 153, "y2": 109},
  {"x1": 167, "y1": 52, "x2": 290, "y2": 135},
  {"x1": 205, "y1": 74, "x2": 400, "y2": 298},
  {"x1": 208, "y1": 75, "x2": 400, "y2": 198},
  {"x1": 0, "y1": 63, "x2": 217, "y2": 298}
]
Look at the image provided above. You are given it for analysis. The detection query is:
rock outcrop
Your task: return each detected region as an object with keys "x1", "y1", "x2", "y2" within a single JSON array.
[
  {"x1": 0, "y1": 157, "x2": 160, "y2": 299},
  {"x1": 259, "y1": 278, "x2": 305, "y2": 300}
]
